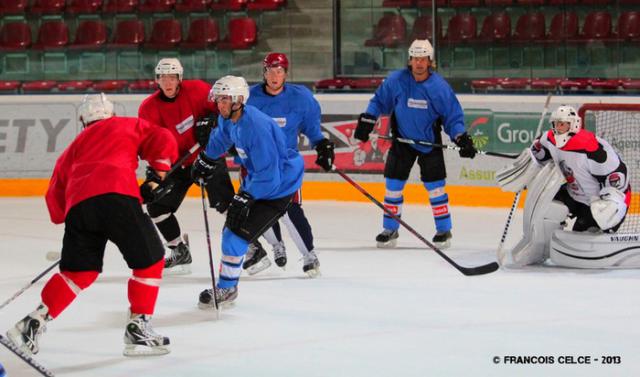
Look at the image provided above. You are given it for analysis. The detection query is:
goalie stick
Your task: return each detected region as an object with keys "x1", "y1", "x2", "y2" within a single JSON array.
[
  {"x1": 0, "y1": 334, "x2": 55, "y2": 377},
  {"x1": 199, "y1": 180, "x2": 220, "y2": 319},
  {"x1": 378, "y1": 135, "x2": 519, "y2": 159},
  {"x1": 0, "y1": 260, "x2": 60, "y2": 311},
  {"x1": 332, "y1": 167, "x2": 499, "y2": 276}
]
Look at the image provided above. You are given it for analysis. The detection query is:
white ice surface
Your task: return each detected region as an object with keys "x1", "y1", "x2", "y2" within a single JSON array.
[{"x1": 0, "y1": 198, "x2": 639, "y2": 377}]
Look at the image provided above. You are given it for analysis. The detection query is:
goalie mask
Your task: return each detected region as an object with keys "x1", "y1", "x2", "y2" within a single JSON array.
[
  {"x1": 155, "y1": 58, "x2": 183, "y2": 81},
  {"x1": 78, "y1": 93, "x2": 114, "y2": 126},
  {"x1": 550, "y1": 105, "x2": 581, "y2": 148}
]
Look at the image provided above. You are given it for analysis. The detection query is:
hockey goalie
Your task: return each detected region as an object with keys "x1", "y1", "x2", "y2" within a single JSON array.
[{"x1": 496, "y1": 105, "x2": 638, "y2": 269}]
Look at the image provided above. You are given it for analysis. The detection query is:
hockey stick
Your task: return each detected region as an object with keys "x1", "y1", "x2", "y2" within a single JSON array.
[
  {"x1": 496, "y1": 93, "x2": 552, "y2": 263},
  {"x1": 378, "y1": 135, "x2": 519, "y2": 159},
  {"x1": 199, "y1": 179, "x2": 220, "y2": 319},
  {"x1": 332, "y1": 167, "x2": 499, "y2": 276},
  {"x1": 0, "y1": 260, "x2": 60, "y2": 311},
  {"x1": 0, "y1": 334, "x2": 55, "y2": 376}
]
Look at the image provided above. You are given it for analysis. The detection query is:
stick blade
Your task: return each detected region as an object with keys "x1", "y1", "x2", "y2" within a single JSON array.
[{"x1": 458, "y1": 261, "x2": 500, "y2": 276}]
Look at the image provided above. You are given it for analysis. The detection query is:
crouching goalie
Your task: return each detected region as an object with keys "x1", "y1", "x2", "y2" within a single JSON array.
[{"x1": 497, "y1": 105, "x2": 637, "y2": 268}]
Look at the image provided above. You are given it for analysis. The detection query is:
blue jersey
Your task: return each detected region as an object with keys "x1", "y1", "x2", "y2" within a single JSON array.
[
  {"x1": 248, "y1": 83, "x2": 324, "y2": 151},
  {"x1": 366, "y1": 69, "x2": 466, "y2": 154},
  {"x1": 204, "y1": 105, "x2": 304, "y2": 200}
]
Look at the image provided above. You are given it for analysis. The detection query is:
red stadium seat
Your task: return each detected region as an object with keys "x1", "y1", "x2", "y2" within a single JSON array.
[
  {"x1": 182, "y1": 18, "x2": 219, "y2": 49},
  {"x1": 129, "y1": 80, "x2": 158, "y2": 92},
  {"x1": 616, "y1": 12, "x2": 640, "y2": 41},
  {"x1": 547, "y1": 0, "x2": 577, "y2": 3},
  {"x1": 218, "y1": 17, "x2": 257, "y2": 49},
  {"x1": 484, "y1": 0, "x2": 512, "y2": 5},
  {"x1": 175, "y1": 0, "x2": 211, "y2": 12},
  {"x1": 416, "y1": 0, "x2": 447, "y2": 6},
  {"x1": 22, "y1": 81, "x2": 57, "y2": 92},
  {"x1": 530, "y1": 78, "x2": 560, "y2": 90},
  {"x1": 0, "y1": 0, "x2": 28, "y2": 14},
  {"x1": 103, "y1": 0, "x2": 138, "y2": 12},
  {"x1": 470, "y1": 78, "x2": 500, "y2": 91},
  {"x1": 58, "y1": 80, "x2": 94, "y2": 91},
  {"x1": 93, "y1": 80, "x2": 128, "y2": 92},
  {"x1": 247, "y1": 0, "x2": 286, "y2": 10},
  {"x1": 478, "y1": 12, "x2": 511, "y2": 43},
  {"x1": 581, "y1": 11, "x2": 612, "y2": 42},
  {"x1": 31, "y1": 0, "x2": 65, "y2": 14},
  {"x1": 450, "y1": 0, "x2": 479, "y2": 6},
  {"x1": 314, "y1": 78, "x2": 349, "y2": 90},
  {"x1": 146, "y1": 19, "x2": 182, "y2": 49},
  {"x1": 499, "y1": 77, "x2": 530, "y2": 89},
  {"x1": 547, "y1": 12, "x2": 579, "y2": 42},
  {"x1": 364, "y1": 14, "x2": 407, "y2": 48},
  {"x1": 382, "y1": 0, "x2": 414, "y2": 7},
  {"x1": 0, "y1": 22, "x2": 32, "y2": 51},
  {"x1": 559, "y1": 78, "x2": 590, "y2": 90},
  {"x1": 67, "y1": 0, "x2": 103, "y2": 13},
  {"x1": 349, "y1": 77, "x2": 384, "y2": 89},
  {"x1": 443, "y1": 13, "x2": 477, "y2": 43},
  {"x1": 71, "y1": 20, "x2": 108, "y2": 49},
  {"x1": 139, "y1": 0, "x2": 176, "y2": 12},
  {"x1": 110, "y1": 20, "x2": 146, "y2": 48},
  {"x1": 589, "y1": 79, "x2": 620, "y2": 90},
  {"x1": 512, "y1": 12, "x2": 546, "y2": 43},
  {"x1": 516, "y1": 0, "x2": 544, "y2": 4},
  {"x1": 210, "y1": 0, "x2": 247, "y2": 11},
  {"x1": 580, "y1": 0, "x2": 611, "y2": 4},
  {"x1": 32, "y1": 21, "x2": 69, "y2": 50},
  {"x1": 621, "y1": 79, "x2": 640, "y2": 90},
  {"x1": 407, "y1": 15, "x2": 442, "y2": 43},
  {"x1": 0, "y1": 81, "x2": 21, "y2": 92}
]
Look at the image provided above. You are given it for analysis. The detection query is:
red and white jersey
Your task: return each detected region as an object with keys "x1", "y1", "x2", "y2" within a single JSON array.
[
  {"x1": 45, "y1": 116, "x2": 178, "y2": 224},
  {"x1": 138, "y1": 79, "x2": 216, "y2": 166},
  {"x1": 533, "y1": 128, "x2": 630, "y2": 206}
]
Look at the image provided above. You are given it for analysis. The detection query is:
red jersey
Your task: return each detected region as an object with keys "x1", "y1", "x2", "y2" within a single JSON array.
[
  {"x1": 138, "y1": 79, "x2": 216, "y2": 166},
  {"x1": 45, "y1": 117, "x2": 178, "y2": 224}
]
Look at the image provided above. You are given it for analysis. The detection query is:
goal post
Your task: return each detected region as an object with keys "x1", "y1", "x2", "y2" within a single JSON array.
[{"x1": 579, "y1": 103, "x2": 640, "y2": 233}]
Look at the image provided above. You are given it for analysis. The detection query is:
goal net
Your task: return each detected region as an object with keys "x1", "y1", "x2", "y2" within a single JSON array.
[{"x1": 579, "y1": 104, "x2": 640, "y2": 234}]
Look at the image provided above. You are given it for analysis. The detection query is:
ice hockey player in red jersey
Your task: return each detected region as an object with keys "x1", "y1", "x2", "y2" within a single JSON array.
[
  {"x1": 498, "y1": 105, "x2": 631, "y2": 268},
  {"x1": 6, "y1": 93, "x2": 178, "y2": 357},
  {"x1": 139, "y1": 58, "x2": 234, "y2": 275}
]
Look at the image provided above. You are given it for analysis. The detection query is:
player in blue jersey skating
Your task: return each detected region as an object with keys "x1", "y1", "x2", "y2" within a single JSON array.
[
  {"x1": 240, "y1": 53, "x2": 334, "y2": 278},
  {"x1": 191, "y1": 76, "x2": 305, "y2": 307},
  {"x1": 354, "y1": 39, "x2": 477, "y2": 249}
]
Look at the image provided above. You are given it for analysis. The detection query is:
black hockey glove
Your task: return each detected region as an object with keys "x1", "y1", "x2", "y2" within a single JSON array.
[
  {"x1": 314, "y1": 138, "x2": 335, "y2": 172},
  {"x1": 354, "y1": 113, "x2": 377, "y2": 142},
  {"x1": 191, "y1": 151, "x2": 218, "y2": 185},
  {"x1": 454, "y1": 132, "x2": 477, "y2": 159},
  {"x1": 227, "y1": 145, "x2": 239, "y2": 157},
  {"x1": 207, "y1": 162, "x2": 235, "y2": 214},
  {"x1": 195, "y1": 115, "x2": 217, "y2": 147},
  {"x1": 140, "y1": 167, "x2": 175, "y2": 204},
  {"x1": 226, "y1": 191, "x2": 254, "y2": 230}
]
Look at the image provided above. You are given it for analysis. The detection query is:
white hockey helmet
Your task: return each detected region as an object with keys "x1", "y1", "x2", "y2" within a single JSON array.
[
  {"x1": 78, "y1": 93, "x2": 114, "y2": 125},
  {"x1": 550, "y1": 105, "x2": 581, "y2": 148},
  {"x1": 155, "y1": 58, "x2": 183, "y2": 80},
  {"x1": 209, "y1": 75, "x2": 250, "y2": 105},
  {"x1": 408, "y1": 39, "x2": 434, "y2": 60}
]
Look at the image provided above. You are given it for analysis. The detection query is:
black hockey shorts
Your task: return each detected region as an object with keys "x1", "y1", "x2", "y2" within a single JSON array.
[
  {"x1": 227, "y1": 194, "x2": 293, "y2": 242},
  {"x1": 61, "y1": 193, "x2": 165, "y2": 272},
  {"x1": 384, "y1": 139, "x2": 447, "y2": 183}
]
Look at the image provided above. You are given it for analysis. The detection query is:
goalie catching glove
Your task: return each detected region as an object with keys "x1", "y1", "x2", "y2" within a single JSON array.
[
  {"x1": 140, "y1": 167, "x2": 175, "y2": 204},
  {"x1": 590, "y1": 186, "x2": 627, "y2": 231},
  {"x1": 314, "y1": 138, "x2": 335, "y2": 171}
]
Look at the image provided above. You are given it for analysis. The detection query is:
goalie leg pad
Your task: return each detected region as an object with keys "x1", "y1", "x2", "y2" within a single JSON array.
[{"x1": 550, "y1": 231, "x2": 640, "y2": 268}]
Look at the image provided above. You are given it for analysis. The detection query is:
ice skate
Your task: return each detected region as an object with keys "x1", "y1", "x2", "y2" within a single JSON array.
[
  {"x1": 433, "y1": 231, "x2": 452, "y2": 249},
  {"x1": 6, "y1": 304, "x2": 50, "y2": 355},
  {"x1": 376, "y1": 229, "x2": 399, "y2": 248},
  {"x1": 123, "y1": 313, "x2": 170, "y2": 356},
  {"x1": 164, "y1": 239, "x2": 192, "y2": 275},
  {"x1": 272, "y1": 241, "x2": 287, "y2": 268},
  {"x1": 242, "y1": 241, "x2": 271, "y2": 275},
  {"x1": 302, "y1": 251, "x2": 321, "y2": 278},
  {"x1": 198, "y1": 286, "x2": 238, "y2": 309}
]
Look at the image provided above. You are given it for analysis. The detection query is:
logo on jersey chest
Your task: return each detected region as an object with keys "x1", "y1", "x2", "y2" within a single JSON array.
[
  {"x1": 235, "y1": 147, "x2": 248, "y2": 159},
  {"x1": 273, "y1": 117, "x2": 287, "y2": 128},
  {"x1": 175, "y1": 115, "x2": 194, "y2": 134},
  {"x1": 407, "y1": 98, "x2": 428, "y2": 109}
]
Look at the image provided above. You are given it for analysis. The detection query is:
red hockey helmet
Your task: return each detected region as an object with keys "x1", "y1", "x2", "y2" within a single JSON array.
[{"x1": 263, "y1": 53, "x2": 289, "y2": 72}]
